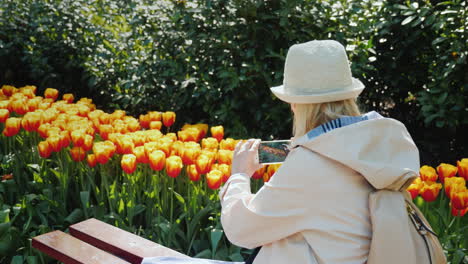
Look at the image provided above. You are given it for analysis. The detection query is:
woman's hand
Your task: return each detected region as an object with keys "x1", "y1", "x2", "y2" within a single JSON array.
[{"x1": 231, "y1": 139, "x2": 263, "y2": 177}]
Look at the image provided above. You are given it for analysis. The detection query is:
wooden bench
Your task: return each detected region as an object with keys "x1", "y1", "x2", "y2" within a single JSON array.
[{"x1": 32, "y1": 218, "x2": 190, "y2": 264}]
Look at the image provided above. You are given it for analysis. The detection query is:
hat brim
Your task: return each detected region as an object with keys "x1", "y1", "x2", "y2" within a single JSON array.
[{"x1": 270, "y1": 78, "x2": 365, "y2": 104}]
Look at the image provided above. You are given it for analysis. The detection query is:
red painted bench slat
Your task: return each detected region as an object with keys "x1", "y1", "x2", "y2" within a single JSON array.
[
  {"x1": 32, "y1": 230, "x2": 131, "y2": 264},
  {"x1": 69, "y1": 218, "x2": 190, "y2": 264}
]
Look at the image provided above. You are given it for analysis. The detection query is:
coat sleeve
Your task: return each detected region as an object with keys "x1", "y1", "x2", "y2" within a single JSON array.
[{"x1": 219, "y1": 150, "x2": 311, "y2": 249}]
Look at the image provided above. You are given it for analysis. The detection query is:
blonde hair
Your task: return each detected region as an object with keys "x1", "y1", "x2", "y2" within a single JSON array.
[{"x1": 292, "y1": 99, "x2": 361, "y2": 138}]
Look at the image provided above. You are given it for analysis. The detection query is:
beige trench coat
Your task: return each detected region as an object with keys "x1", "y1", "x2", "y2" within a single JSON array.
[{"x1": 219, "y1": 112, "x2": 420, "y2": 264}]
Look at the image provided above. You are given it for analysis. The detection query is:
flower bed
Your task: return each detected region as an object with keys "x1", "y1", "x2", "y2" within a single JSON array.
[{"x1": 0, "y1": 85, "x2": 466, "y2": 263}]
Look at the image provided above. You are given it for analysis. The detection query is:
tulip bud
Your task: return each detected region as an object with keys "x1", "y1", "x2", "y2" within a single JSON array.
[
  {"x1": 44, "y1": 88, "x2": 59, "y2": 101},
  {"x1": 444, "y1": 177, "x2": 466, "y2": 198},
  {"x1": 451, "y1": 205, "x2": 468, "y2": 217},
  {"x1": 149, "y1": 121, "x2": 162, "y2": 130},
  {"x1": 134, "y1": 146, "x2": 149, "y2": 164},
  {"x1": 206, "y1": 169, "x2": 223, "y2": 189},
  {"x1": 187, "y1": 164, "x2": 201, "y2": 181},
  {"x1": 70, "y1": 146, "x2": 86, "y2": 162},
  {"x1": 195, "y1": 153, "x2": 213, "y2": 174},
  {"x1": 457, "y1": 159, "x2": 468, "y2": 180},
  {"x1": 217, "y1": 150, "x2": 233, "y2": 165},
  {"x1": 419, "y1": 165, "x2": 438, "y2": 182},
  {"x1": 62, "y1": 93, "x2": 74, "y2": 103},
  {"x1": 1, "y1": 85, "x2": 16, "y2": 96},
  {"x1": 162, "y1": 111, "x2": 176, "y2": 127},
  {"x1": 121, "y1": 154, "x2": 137, "y2": 174},
  {"x1": 149, "y1": 150, "x2": 166, "y2": 171},
  {"x1": 38, "y1": 141, "x2": 52, "y2": 158},
  {"x1": 0, "y1": 109, "x2": 9, "y2": 123},
  {"x1": 419, "y1": 181, "x2": 442, "y2": 202},
  {"x1": 3, "y1": 117, "x2": 22, "y2": 137},
  {"x1": 252, "y1": 166, "x2": 266, "y2": 180},
  {"x1": 220, "y1": 138, "x2": 237, "y2": 151},
  {"x1": 406, "y1": 177, "x2": 423, "y2": 199},
  {"x1": 450, "y1": 189, "x2": 468, "y2": 210},
  {"x1": 166, "y1": 155, "x2": 183, "y2": 178},
  {"x1": 201, "y1": 137, "x2": 219, "y2": 150},
  {"x1": 218, "y1": 164, "x2": 231, "y2": 183},
  {"x1": 436, "y1": 163, "x2": 458, "y2": 183},
  {"x1": 87, "y1": 154, "x2": 98, "y2": 168},
  {"x1": 211, "y1": 126, "x2": 224, "y2": 142}
]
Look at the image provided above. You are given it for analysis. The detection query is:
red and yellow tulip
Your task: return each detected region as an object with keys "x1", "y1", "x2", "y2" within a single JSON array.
[
  {"x1": 121, "y1": 154, "x2": 137, "y2": 174},
  {"x1": 419, "y1": 165, "x2": 438, "y2": 182},
  {"x1": 210, "y1": 125, "x2": 224, "y2": 142},
  {"x1": 206, "y1": 169, "x2": 223, "y2": 189},
  {"x1": 436, "y1": 163, "x2": 458, "y2": 183},
  {"x1": 419, "y1": 181, "x2": 442, "y2": 202},
  {"x1": 166, "y1": 155, "x2": 183, "y2": 178}
]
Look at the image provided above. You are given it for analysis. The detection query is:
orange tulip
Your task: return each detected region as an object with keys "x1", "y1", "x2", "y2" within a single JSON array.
[
  {"x1": 183, "y1": 127, "x2": 201, "y2": 142},
  {"x1": 47, "y1": 135, "x2": 62, "y2": 152},
  {"x1": 419, "y1": 165, "x2": 438, "y2": 182},
  {"x1": 457, "y1": 159, "x2": 468, "y2": 180},
  {"x1": 436, "y1": 163, "x2": 458, "y2": 183},
  {"x1": 121, "y1": 154, "x2": 137, "y2": 174},
  {"x1": 2, "y1": 85, "x2": 16, "y2": 96},
  {"x1": 3, "y1": 117, "x2": 21, "y2": 137},
  {"x1": 162, "y1": 111, "x2": 176, "y2": 127},
  {"x1": 38, "y1": 141, "x2": 52, "y2": 158},
  {"x1": 206, "y1": 169, "x2": 223, "y2": 189},
  {"x1": 201, "y1": 137, "x2": 218, "y2": 150},
  {"x1": 419, "y1": 181, "x2": 442, "y2": 202},
  {"x1": 445, "y1": 177, "x2": 466, "y2": 198},
  {"x1": 149, "y1": 150, "x2": 166, "y2": 171},
  {"x1": 450, "y1": 189, "x2": 468, "y2": 210},
  {"x1": 70, "y1": 146, "x2": 86, "y2": 162},
  {"x1": 217, "y1": 150, "x2": 233, "y2": 165},
  {"x1": 218, "y1": 164, "x2": 231, "y2": 183},
  {"x1": 177, "y1": 130, "x2": 189, "y2": 142},
  {"x1": 220, "y1": 138, "x2": 237, "y2": 150},
  {"x1": 134, "y1": 146, "x2": 149, "y2": 163},
  {"x1": 87, "y1": 154, "x2": 97, "y2": 168},
  {"x1": 0, "y1": 109, "x2": 9, "y2": 123},
  {"x1": 62, "y1": 93, "x2": 74, "y2": 103},
  {"x1": 406, "y1": 177, "x2": 423, "y2": 199},
  {"x1": 195, "y1": 153, "x2": 213, "y2": 174},
  {"x1": 252, "y1": 166, "x2": 266, "y2": 180},
  {"x1": 166, "y1": 155, "x2": 183, "y2": 178},
  {"x1": 211, "y1": 126, "x2": 224, "y2": 142},
  {"x1": 186, "y1": 164, "x2": 201, "y2": 181},
  {"x1": 44, "y1": 88, "x2": 59, "y2": 101},
  {"x1": 37, "y1": 123, "x2": 51, "y2": 138}
]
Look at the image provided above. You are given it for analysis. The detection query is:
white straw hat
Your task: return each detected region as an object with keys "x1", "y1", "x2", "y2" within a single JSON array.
[{"x1": 271, "y1": 40, "x2": 365, "y2": 104}]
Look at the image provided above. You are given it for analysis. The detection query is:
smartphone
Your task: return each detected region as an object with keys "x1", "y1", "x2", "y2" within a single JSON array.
[{"x1": 258, "y1": 140, "x2": 291, "y2": 165}]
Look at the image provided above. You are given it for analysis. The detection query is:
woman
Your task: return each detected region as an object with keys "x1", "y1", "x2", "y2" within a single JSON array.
[{"x1": 219, "y1": 40, "x2": 421, "y2": 264}]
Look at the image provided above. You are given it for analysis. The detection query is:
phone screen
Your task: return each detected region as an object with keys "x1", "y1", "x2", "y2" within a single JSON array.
[{"x1": 258, "y1": 140, "x2": 291, "y2": 164}]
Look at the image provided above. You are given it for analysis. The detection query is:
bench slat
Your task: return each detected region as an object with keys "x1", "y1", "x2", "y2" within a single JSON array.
[
  {"x1": 69, "y1": 218, "x2": 189, "y2": 264},
  {"x1": 32, "y1": 230, "x2": 130, "y2": 264}
]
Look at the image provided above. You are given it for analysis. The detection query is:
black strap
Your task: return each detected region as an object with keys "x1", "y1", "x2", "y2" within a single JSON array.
[{"x1": 244, "y1": 247, "x2": 261, "y2": 264}]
